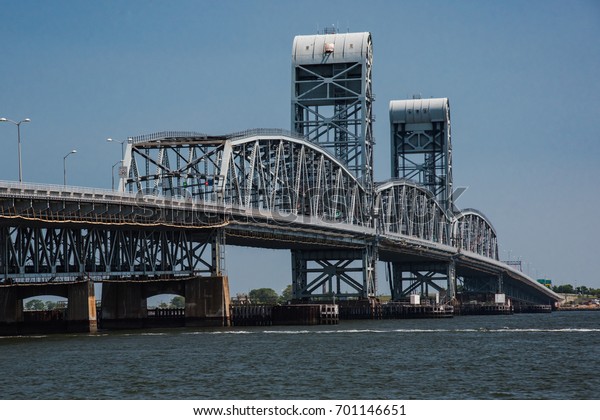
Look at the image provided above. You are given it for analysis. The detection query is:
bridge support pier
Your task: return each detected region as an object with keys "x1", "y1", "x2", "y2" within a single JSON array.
[
  {"x1": 0, "y1": 280, "x2": 97, "y2": 335},
  {"x1": 100, "y1": 282, "x2": 147, "y2": 329},
  {"x1": 291, "y1": 247, "x2": 377, "y2": 301},
  {"x1": 66, "y1": 280, "x2": 98, "y2": 333},
  {"x1": 100, "y1": 276, "x2": 230, "y2": 329},
  {"x1": 458, "y1": 273, "x2": 510, "y2": 306},
  {"x1": 185, "y1": 276, "x2": 230, "y2": 327},
  {"x1": 386, "y1": 261, "x2": 456, "y2": 303},
  {"x1": 0, "y1": 285, "x2": 23, "y2": 334}
]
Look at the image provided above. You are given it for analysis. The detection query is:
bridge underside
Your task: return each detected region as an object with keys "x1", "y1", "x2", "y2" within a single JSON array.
[{"x1": 378, "y1": 240, "x2": 558, "y2": 306}]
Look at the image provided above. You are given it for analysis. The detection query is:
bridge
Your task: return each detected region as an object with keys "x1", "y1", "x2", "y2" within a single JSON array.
[{"x1": 0, "y1": 30, "x2": 560, "y2": 334}]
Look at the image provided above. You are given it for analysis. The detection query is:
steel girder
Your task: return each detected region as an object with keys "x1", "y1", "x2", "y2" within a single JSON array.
[
  {"x1": 0, "y1": 224, "x2": 220, "y2": 283},
  {"x1": 452, "y1": 209, "x2": 499, "y2": 260},
  {"x1": 291, "y1": 32, "x2": 374, "y2": 193}
]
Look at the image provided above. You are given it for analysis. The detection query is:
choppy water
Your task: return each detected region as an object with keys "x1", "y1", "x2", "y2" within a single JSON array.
[{"x1": 1, "y1": 311, "x2": 599, "y2": 399}]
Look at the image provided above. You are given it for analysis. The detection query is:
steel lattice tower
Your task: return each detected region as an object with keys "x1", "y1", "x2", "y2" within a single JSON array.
[
  {"x1": 389, "y1": 97, "x2": 453, "y2": 212},
  {"x1": 292, "y1": 30, "x2": 374, "y2": 193},
  {"x1": 290, "y1": 30, "x2": 376, "y2": 301}
]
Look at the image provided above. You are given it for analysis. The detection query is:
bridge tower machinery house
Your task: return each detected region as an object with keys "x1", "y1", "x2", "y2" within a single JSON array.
[{"x1": 291, "y1": 30, "x2": 376, "y2": 301}]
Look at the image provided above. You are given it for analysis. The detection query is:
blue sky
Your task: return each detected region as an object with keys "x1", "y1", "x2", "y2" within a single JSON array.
[{"x1": 1, "y1": 0, "x2": 599, "y2": 294}]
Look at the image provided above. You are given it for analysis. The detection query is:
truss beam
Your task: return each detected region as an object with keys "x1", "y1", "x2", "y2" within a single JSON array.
[{"x1": 0, "y1": 225, "x2": 221, "y2": 283}]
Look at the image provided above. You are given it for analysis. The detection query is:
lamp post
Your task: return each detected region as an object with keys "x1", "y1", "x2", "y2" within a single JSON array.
[
  {"x1": 0, "y1": 117, "x2": 31, "y2": 183},
  {"x1": 63, "y1": 150, "x2": 77, "y2": 186},
  {"x1": 111, "y1": 160, "x2": 122, "y2": 191},
  {"x1": 106, "y1": 137, "x2": 130, "y2": 161}
]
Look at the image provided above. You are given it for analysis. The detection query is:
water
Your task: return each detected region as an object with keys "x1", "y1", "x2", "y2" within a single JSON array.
[{"x1": 1, "y1": 311, "x2": 599, "y2": 400}]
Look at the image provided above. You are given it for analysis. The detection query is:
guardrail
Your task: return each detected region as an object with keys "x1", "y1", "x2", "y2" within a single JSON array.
[{"x1": 128, "y1": 128, "x2": 309, "y2": 145}]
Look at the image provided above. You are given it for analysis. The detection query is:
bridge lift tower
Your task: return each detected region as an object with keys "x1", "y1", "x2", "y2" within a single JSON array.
[
  {"x1": 386, "y1": 97, "x2": 458, "y2": 303},
  {"x1": 390, "y1": 97, "x2": 452, "y2": 211},
  {"x1": 290, "y1": 29, "x2": 377, "y2": 301}
]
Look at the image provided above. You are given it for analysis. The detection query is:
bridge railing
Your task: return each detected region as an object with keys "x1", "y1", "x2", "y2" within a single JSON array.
[
  {"x1": 129, "y1": 131, "x2": 210, "y2": 144},
  {"x1": 128, "y1": 129, "x2": 309, "y2": 145},
  {"x1": 227, "y1": 128, "x2": 307, "y2": 141},
  {"x1": 0, "y1": 181, "x2": 135, "y2": 200}
]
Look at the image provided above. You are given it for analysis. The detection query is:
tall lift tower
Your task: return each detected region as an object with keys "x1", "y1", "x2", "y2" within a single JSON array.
[
  {"x1": 389, "y1": 97, "x2": 453, "y2": 211},
  {"x1": 290, "y1": 29, "x2": 377, "y2": 301},
  {"x1": 292, "y1": 29, "x2": 374, "y2": 192},
  {"x1": 387, "y1": 97, "x2": 456, "y2": 303}
]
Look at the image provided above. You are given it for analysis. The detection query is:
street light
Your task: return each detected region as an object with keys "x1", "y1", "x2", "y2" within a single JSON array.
[
  {"x1": 63, "y1": 150, "x2": 77, "y2": 186},
  {"x1": 0, "y1": 117, "x2": 31, "y2": 183},
  {"x1": 106, "y1": 137, "x2": 130, "y2": 161},
  {"x1": 111, "y1": 160, "x2": 121, "y2": 191}
]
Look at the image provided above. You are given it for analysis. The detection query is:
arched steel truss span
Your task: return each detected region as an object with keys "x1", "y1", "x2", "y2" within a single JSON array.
[
  {"x1": 376, "y1": 179, "x2": 452, "y2": 246},
  {"x1": 452, "y1": 208, "x2": 499, "y2": 260},
  {"x1": 123, "y1": 129, "x2": 371, "y2": 228}
]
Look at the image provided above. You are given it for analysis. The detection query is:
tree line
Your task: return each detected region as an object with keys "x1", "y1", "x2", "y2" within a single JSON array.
[
  {"x1": 23, "y1": 300, "x2": 66, "y2": 311},
  {"x1": 552, "y1": 284, "x2": 600, "y2": 296}
]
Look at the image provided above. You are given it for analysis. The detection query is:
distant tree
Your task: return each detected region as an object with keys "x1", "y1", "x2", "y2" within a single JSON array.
[
  {"x1": 158, "y1": 302, "x2": 169, "y2": 309},
  {"x1": 249, "y1": 288, "x2": 279, "y2": 304},
  {"x1": 25, "y1": 299, "x2": 46, "y2": 311},
  {"x1": 553, "y1": 284, "x2": 575, "y2": 294},
  {"x1": 278, "y1": 285, "x2": 293, "y2": 304},
  {"x1": 45, "y1": 301, "x2": 57, "y2": 310},
  {"x1": 170, "y1": 296, "x2": 185, "y2": 308}
]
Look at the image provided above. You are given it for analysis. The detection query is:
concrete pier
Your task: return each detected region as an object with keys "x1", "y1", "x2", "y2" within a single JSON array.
[
  {"x1": 100, "y1": 276, "x2": 230, "y2": 329},
  {"x1": 66, "y1": 280, "x2": 98, "y2": 332},
  {"x1": 100, "y1": 281, "x2": 147, "y2": 329},
  {"x1": 185, "y1": 276, "x2": 231, "y2": 327},
  {"x1": 0, "y1": 280, "x2": 97, "y2": 335}
]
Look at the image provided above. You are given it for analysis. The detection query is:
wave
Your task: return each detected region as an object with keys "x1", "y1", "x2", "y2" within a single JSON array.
[
  {"x1": 182, "y1": 330, "x2": 254, "y2": 335},
  {"x1": 258, "y1": 327, "x2": 600, "y2": 334},
  {"x1": 0, "y1": 334, "x2": 48, "y2": 340}
]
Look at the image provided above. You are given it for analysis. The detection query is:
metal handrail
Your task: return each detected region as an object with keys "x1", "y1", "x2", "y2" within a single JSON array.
[
  {"x1": 127, "y1": 128, "x2": 308, "y2": 145},
  {"x1": 226, "y1": 128, "x2": 307, "y2": 141},
  {"x1": 0, "y1": 180, "x2": 132, "y2": 199},
  {"x1": 129, "y1": 131, "x2": 209, "y2": 144}
]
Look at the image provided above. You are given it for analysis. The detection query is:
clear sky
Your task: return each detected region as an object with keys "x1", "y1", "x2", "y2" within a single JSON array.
[{"x1": 1, "y1": 0, "x2": 599, "y2": 295}]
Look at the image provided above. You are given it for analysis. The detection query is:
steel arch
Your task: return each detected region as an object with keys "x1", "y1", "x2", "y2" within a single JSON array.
[
  {"x1": 376, "y1": 179, "x2": 452, "y2": 245},
  {"x1": 124, "y1": 130, "x2": 370, "y2": 227},
  {"x1": 452, "y1": 209, "x2": 499, "y2": 260}
]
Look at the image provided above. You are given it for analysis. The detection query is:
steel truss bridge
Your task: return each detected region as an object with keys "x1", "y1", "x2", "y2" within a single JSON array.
[
  {"x1": 0, "y1": 129, "x2": 558, "y2": 307},
  {"x1": 0, "y1": 30, "x2": 560, "y2": 311}
]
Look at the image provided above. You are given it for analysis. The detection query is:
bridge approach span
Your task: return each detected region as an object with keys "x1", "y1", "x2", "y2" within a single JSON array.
[{"x1": 0, "y1": 179, "x2": 559, "y2": 305}]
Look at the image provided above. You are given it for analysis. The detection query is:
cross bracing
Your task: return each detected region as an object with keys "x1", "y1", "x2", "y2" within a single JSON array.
[
  {"x1": 123, "y1": 130, "x2": 371, "y2": 228},
  {"x1": 0, "y1": 225, "x2": 217, "y2": 283}
]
